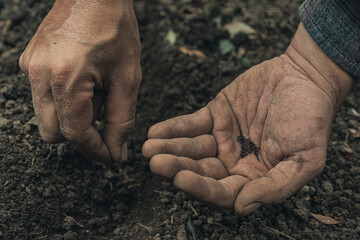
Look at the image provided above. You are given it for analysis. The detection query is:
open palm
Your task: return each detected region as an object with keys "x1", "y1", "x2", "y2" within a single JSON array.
[{"x1": 143, "y1": 55, "x2": 335, "y2": 215}]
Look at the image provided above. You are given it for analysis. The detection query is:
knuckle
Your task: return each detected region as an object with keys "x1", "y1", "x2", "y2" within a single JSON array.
[
  {"x1": 116, "y1": 120, "x2": 135, "y2": 140},
  {"x1": 52, "y1": 62, "x2": 73, "y2": 78},
  {"x1": 123, "y1": 119, "x2": 135, "y2": 134},
  {"x1": 50, "y1": 62, "x2": 73, "y2": 86},
  {"x1": 18, "y1": 53, "x2": 27, "y2": 73},
  {"x1": 60, "y1": 126, "x2": 82, "y2": 142},
  {"x1": 116, "y1": 117, "x2": 136, "y2": 133},
  {"x1": 27, "y1": 61, "x2": 45, "y2": 84},
  {"x1": 19, "y1": 53, "x2": 74, "y2": 87}
]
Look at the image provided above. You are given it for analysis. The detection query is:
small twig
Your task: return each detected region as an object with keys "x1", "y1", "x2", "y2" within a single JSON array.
[
  {"x1": 262, "y1": 225, "x2": 296, "y2": 240},
  {"x1": 167, "y1": 204, "x2": 178, "y2": 213},
  {"x1": 64, "y1": 213, "x2": 84, "y2": 228},
  {"x1": 127, "y1": 183, "x2": 141, "y2": 189},
  {"x1": 171, "y1": 213, "x2": 174, "y2": 224},
  {"x1": 212, "y1": 222, "x2": 231, "y2": 232},
  {"x1": 137, "y1": 223, "x2": 153, "y2": 233},
  {"x1": 119, "y1": 178, "x2": 135, "y2": 185},
  {"x1": 45, "y1": 144, "x2": 54, "y2": 160},
  {"x1": 34, "y1": 235, "x2": 48, "y2": 240},
  {"x1": 188, "y1": 202, "x2": 198, "y2": 216}
]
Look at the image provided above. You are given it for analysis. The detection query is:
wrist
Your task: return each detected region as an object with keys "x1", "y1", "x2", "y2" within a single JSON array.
[
  {"x1": 285, "y1": 23, "x2": 354, "y2": 111},
  {"x1": 52, "y1": 0, "x2": 134, "y2": 18},
  {"x1": 47, "y1": 0, "x2": 137, "y2": 45}
]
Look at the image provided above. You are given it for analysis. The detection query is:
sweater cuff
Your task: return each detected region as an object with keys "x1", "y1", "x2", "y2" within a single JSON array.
[{"x1": 299, "y1": 0, "x2": 360, "y2": 80}]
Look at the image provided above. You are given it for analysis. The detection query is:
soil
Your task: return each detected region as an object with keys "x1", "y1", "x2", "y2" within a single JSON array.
[{"x1": 0, "y1": 0, "x2": 359, "y2": 239}]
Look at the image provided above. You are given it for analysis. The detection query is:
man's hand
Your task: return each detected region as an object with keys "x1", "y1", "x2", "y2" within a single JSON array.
[
  {"x1": 143, "y1": 23, "x2": 353, "y2": 215},
  {"x1": 19, "y1": 0, "x2": 141, "y2": 164}
]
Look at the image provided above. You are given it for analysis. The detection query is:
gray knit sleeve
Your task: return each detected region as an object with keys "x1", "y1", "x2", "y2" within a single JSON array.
[{"x1": 299, "y1": 0, "x2": 360, "y2": 80}]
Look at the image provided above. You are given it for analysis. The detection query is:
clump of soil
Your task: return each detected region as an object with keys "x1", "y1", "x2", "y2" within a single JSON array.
[{"x1": 0, "y1": 0, "x2": 359, "y2": 239}]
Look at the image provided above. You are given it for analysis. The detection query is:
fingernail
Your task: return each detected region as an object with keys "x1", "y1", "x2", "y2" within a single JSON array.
[
  {"x1": 121, "y1": 141, "x2": 128, "y2": 162},
  {"x1": 243, "y1": 203, "x2": 261, "y2": 214}
]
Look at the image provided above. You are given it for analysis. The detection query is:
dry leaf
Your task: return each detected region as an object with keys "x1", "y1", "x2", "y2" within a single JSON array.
[
  {"x1": 349, "y1": 129, "x2": 360, "y2": 139},
  {"x1": 350, "y1": 108, "x2": 360, "y2": 117},
  {"x1": 349, "y1": 128, "x2": 357, "y2": 135},
  {"x1": 219, "y1": 39, "x2": 236, "y2": 55},
  {"x1": 236, "y1": 47, "x2": 246, "y2": 58},
  {"x1": 352, "y1": 132, "x2": 360, "y2": 139},
  {"x1": 310, "y1": 213, "x2": 342, "y2": 225},
  {"x1": 179, "y1": 47, "x2": 206, "y2": 59},
  {"x1": 224, "y1": 21, "x2": 257, "y2": 38},
  {"x1": 339, "y1": 145, "x2": 353, "y2": 154}
]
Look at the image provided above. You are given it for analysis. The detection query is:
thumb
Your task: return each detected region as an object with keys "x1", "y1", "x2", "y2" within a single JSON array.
[
  {"x1": 234, "y1": 150, "x2": 325, "y2": 216},
  {"x1": 103, "y1": 65, "x2": 141, "y2": 162}
]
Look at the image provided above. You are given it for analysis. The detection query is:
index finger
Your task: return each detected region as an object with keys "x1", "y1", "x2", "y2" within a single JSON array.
[
  {"x1": 174, "y1": 170, "x2": 249, "y2": 209},
  {"x1": 148, "y1": 107, "x2": 213, "y2": 139},
  {"x1": 51, "y1": 76, "x2": 111, "y2": 163}
]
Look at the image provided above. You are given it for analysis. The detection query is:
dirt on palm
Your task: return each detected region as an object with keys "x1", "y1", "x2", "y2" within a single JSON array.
[{"x1": 0, "y1": 0, "x2": 359, "y2": 239}]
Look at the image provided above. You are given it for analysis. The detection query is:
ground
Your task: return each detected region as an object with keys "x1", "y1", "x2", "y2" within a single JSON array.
[{"x1": 0, "y1": 0, "x2": 359, "y2": 239}]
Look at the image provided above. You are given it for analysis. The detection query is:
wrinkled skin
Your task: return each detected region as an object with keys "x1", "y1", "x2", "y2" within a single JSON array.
[
  {"x1": 143, "y1": 56, "x2": 331, "y2": 215},
  {"x1": 19, "y1": 0, "x2": 141, "y2": 164},
  {"x1": 20, "y1": 0, "x2": 353, "y2": 216},
  {"x1": 143, "y1": 24, "x2": 353, "y2": 215}
]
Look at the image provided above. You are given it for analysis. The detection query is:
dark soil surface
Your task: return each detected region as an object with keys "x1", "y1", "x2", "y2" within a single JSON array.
[{"x1": 1, "y1": 0, "x2": 359, "y2": 239}]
